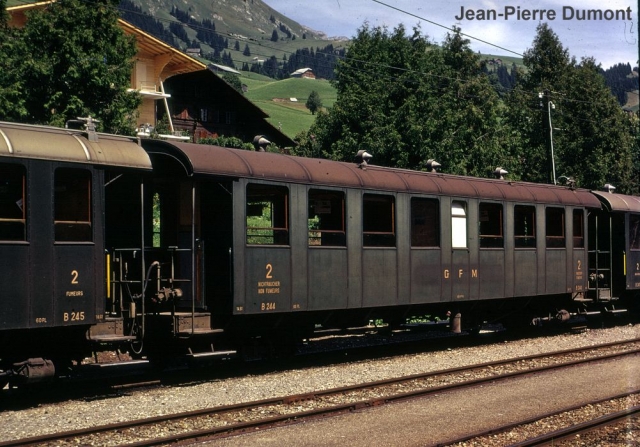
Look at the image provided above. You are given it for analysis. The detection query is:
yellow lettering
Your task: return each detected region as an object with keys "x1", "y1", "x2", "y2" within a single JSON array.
[
  {"x1": 458, "y1": 269, "x2": 464, "y2": 278},
  {"x1": 444, "y1": 269, "x2": 450, "y2": 279},
  {"x1": 472, "y1": 269, "x2": 478, "y2": 278},
  {"x1": 63, "y1": 313, "x2": 69, "y2": 322}
]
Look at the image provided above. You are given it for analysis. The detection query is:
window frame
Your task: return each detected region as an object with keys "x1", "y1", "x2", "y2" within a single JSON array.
[
  {"x1": 0, "y1": 163, "x2": 27, "y2": 242},
  {"x1": 630, "y1": 214, "x2": 640, "y2": 251},
  {"x1": 363, "y1": 193, "x2": 396, "y2": 248},
  {"x1": 545, "y1": 207, "x2": 566, "y2": 248},
  {"x1": 245, "y1": 183, "x2": 290, "y2": 246},
  {"x1": 478, "y1": 202, "x2": 504, "y2": 248},
  {"x1": 514, "y1": 205, "x2": 536, "y2": 248},
  {"x1": 308, "y1": 189, "x2": 346, "y2": 247},
  {"x1": 54, "y1": 167, "x2": 93, "y2": 243},
  {"x1": 410, "y1": 197, "x2": 440, "y2": 248},
  {"x1": 451, "y1": 201, "x2": 468, "y2": 249},
  {"x1": 572, "y1": 209, "x2": 585, "y2": 248}
]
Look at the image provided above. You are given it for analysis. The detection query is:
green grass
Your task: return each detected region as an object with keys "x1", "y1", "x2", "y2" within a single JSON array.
[{"x1": 242, "y1": 76, "x2": 337, "y2": 137}]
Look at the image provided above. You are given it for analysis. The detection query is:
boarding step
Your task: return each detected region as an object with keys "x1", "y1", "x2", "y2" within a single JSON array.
[
  {"x1": 186, "y1": 350, "x2": 236, "y2": 359},
  {"x1": 604, "y1": 306, "x2": 627, "y2": 314},
  {"x1": 88, "y1": 317, "x2": 137, "y2": 343},
  {"x1": 152, "y1": 311, "x2": 223, "y2": 337},
  {"x1": 572, "y1": 292, "x2": 593, "y2": 303}
]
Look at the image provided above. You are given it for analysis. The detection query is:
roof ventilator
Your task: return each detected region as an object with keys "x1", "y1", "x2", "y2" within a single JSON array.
[
  {"x1": 604, "y1": 183, "x2": 616, "y2": 193},
  {"x1": 493, "y1": 167, "x2": 508, "y2": 180},
  {"x1": 426, "y1": 159, "x2": 441, "y2": 173},
  {"x1": 67, "y1": 116, "x2": 99, "y2": 142},
  {"x1": 253, "y1": 135, "x2": 270, "y2": 152},
  {"x1": 558, "y1": 175, "x2": 576, "y2": 190},
  {"x1": 355, "y1": 150, "x2": 372, "y2": 169}
]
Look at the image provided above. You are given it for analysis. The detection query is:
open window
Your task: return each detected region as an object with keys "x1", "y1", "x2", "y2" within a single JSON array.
[
  {"x1": 573, "y1": 209, "x2": 584, "y2": 248},
  {"x1": 514, "y1": 205, "x2": 536, "y2": 248},
  {"x1": 630, "y1": 214, "x2": 640, "y2": 250},
  {"x1": 545, "y1": 207, "x2": 565, "y2": 248},
  {"x1": 479, "y1": 202, "x2": 503, "y2": 248},
  {"x1": 411, "y1": 198, "x2": 439, "y2": 247},
  {"x1": 55, "y1": 168, "x2": 92, "y2": 242},
  {"x1": 0, "y1": 163, "x2": 26, "y2": 241},
  {"x1": 363, "y1": 194, "x2": 395, "y2": 247},
  {"x1": 308, "y1": 189, "x2": 346, "y2": 247},
  {"x1": 246, "y1": 184, "x2": 289, "y2": 245}
]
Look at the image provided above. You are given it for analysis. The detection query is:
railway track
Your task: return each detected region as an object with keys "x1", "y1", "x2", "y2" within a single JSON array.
[
  {"x1": 2, "y1": 337, "x2": 640, "y2": 447},
  {"x1": 443, "y1": 390, "x2": 640, "y2": 446},
  {"x1": 509, "y1": 403, "x2": 640, "y2": 446}
]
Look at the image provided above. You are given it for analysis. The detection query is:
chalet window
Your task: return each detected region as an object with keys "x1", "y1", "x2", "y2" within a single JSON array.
[
  {"x1": 479, "y1": 202, "x2": 503, "y2": 248},
  {"x1": 451, "y1": 201, "x2": 467, "y2": 249},
  {"x1": 630, "y1": 214, "x2": 640, "y2": 250},
  {"x1": 363, "y1": 194, "x2": 395, "y2": 247},
  {"x1": 246, "y1": 184, "x2": 289, "y2": 245},
  {"x1": 514, "y1": 205, "x2": 536, "y2": 248},
  {"x1": 0, "y1": 163, "x2": 26, "y2": 241},
  {"x1": 573, "y1": 209, "x2": 584, "y2": 248},
  {"x1": 545, "y1": 207, "x2": 565, "y2": 248},
  {"x1": 200, "y1": 108, "x2": 208, "y2": 122},
  {"x1": 308, "y1": 189, "x2": 346, "y2": 247},
  {"x1": 411, "y1": 198, "x2": 439, "y2": 247},
  {"x1": 54, "y1": 168, "x2": 92, "y2": 242}
]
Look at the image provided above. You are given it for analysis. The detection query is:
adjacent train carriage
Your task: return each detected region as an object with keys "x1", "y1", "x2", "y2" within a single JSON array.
[{"x1": 0, "y1": 121, "x2": 151, "y2": 380}]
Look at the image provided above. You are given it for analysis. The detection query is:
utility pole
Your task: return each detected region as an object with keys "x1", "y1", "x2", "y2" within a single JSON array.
[{"x1": 539, "y1": 89, "x2": 557, "y2": 185}]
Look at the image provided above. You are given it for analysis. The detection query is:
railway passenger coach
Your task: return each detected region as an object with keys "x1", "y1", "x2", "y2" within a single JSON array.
[{"x1": 0, "y1": 121, "x2": 638, "y2": 385}]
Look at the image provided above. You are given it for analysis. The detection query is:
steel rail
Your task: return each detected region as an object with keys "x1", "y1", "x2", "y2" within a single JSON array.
[
  {"x1": 507, "y1": 404, "x2": 640, "y2": 447},
  {"x1": 2, "y1": 338, "x2": 640, "y2": 447},
  {"x1": 438, "y1": 389, "x2": 640, "y2": 446}
]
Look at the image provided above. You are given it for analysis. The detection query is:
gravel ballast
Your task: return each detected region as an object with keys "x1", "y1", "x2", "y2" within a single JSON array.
[{"x1": 1, "y1": 325, "x2": 638, "y2": 443}]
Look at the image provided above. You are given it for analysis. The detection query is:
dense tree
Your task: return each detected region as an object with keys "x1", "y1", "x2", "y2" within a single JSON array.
[
  {"x1": 504, "y1": 23, "x2": 636, "y2": 192},
  {"x1": 294, "y1": 25, "x2": 510, "y2": 177},
  {"x1": 0, "y1": 0, "x2": 26, "y2": 121},
  {"x1": 270, "y1": 29, "x2": 279, "y2": 42},
  {"x1": 9, "y1": 0, "x2": 140, "y2": 133},
  {"x1": 305, "y1": 90, "x2": 322, "y2": 115}
]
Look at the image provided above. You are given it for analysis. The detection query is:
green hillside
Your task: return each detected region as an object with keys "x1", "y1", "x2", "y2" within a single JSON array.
[{"x1": 242, "y1": 75, "x2": 337, "y2": 138}]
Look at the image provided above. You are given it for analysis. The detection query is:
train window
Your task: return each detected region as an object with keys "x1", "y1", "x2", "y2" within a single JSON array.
[
  {"x1": 308, "y1": 189, "x2": 346, "y2": 247},
  {"x1": 451, "y1": 201, "x2": 467, "y2": 249},
  {"x1": 411, "y1": 198, "x2": 439, "y2": 247},
  {"x1": 479, "y1": 203, "x2": 503, "y2": 248},
  {"x1": 545, "y1": 207, "x2": 565, "y2": 248},
  {"x1": 363, "y1": 194, "x2": 395, "y2": 247},
  {"x1": 246, "y1": 184, "x2": 289, "y2": 245},
  {"x1": 54, "y1": 168, "x2": 92, "y2": 242},
  {"x1": 0, "y1": 164, "x2": 26, "y2": 241},
  {"x1": 514, "y1": 205, "x2": 536, "y2": 248},
  {"x1": 152, "y1": 192, "x2": 161, "y2": 248},
  {"x1": 630, "y1": 215, "x2": 640, "y2": 250},
  {"x1": 573, "y1": 209, "x2": 584, "y2": 248}
]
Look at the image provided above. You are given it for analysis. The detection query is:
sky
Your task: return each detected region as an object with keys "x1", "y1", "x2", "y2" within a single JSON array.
[{"x1": 263, "y1": 0, "x2": 639, "y2": 69}]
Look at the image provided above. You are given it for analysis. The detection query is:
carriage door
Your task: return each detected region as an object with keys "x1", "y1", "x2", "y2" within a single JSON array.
[
  {"x1": 53, "y1": 168, "x2": 96, "y2": 326},
  {"x1": 587, "y1": 210, "x2": 613, "y2": 301}
]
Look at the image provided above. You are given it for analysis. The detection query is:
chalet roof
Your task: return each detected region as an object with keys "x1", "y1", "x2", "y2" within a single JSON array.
[{"x1": 291, "y1": 67, "x2": 313, "y2": 76}]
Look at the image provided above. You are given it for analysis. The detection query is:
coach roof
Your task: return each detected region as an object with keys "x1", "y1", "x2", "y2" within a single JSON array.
[
  {"x1": 0, "y1": 121, "x2": 152, "y2": 170},
  {"x1": 142, "y1": 139, "x2": 602, "y2": 207}
]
